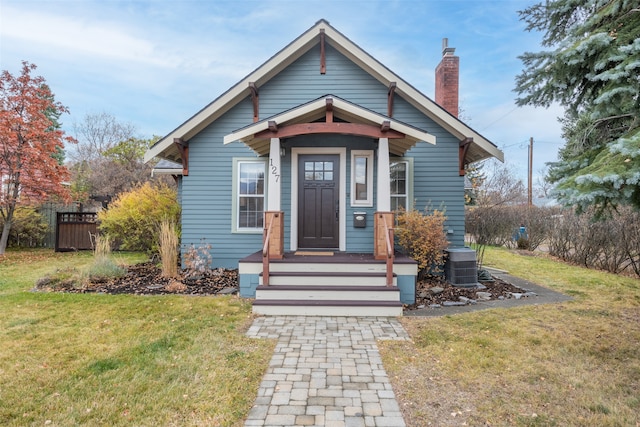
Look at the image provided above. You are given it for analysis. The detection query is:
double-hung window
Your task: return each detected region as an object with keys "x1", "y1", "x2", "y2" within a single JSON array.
[
  {"x1": 390, "y1": 159, "x2": 410, "y2": 211},
  {"x1": 233, "y1": 159, "x2": 266, "y2": 232}
]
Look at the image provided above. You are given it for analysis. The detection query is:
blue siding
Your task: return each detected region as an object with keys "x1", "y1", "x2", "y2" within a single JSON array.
[{"x1": 180, "y1": 41, "x2": 467, "y2": 268}]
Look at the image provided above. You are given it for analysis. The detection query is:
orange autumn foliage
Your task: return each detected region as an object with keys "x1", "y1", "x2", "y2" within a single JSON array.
[{"x1": 0, "y1": 61, "x2": 76, "y2": 254}]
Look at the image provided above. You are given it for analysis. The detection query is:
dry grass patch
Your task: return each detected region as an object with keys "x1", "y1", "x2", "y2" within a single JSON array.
[{"x1": 382, "y1": 246, "x2": 640, "y2": 426}]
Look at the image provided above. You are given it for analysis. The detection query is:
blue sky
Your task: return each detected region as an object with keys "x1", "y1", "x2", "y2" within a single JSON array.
[{"x1": 0, "y1": 0, "x2": 563, "y2": 183}]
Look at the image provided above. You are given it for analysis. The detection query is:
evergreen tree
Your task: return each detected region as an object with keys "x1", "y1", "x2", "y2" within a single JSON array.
[{"x1": 515, "y1": 0, "x2": 640, "y2": 214}]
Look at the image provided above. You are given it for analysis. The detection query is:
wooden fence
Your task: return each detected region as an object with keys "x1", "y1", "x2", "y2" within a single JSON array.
[{"x1": 55, "y1": 212, "x2": 98, "y2": 252}]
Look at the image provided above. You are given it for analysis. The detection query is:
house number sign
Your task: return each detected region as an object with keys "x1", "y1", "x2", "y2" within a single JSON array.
[{"x1": 270, "y1": 158, "x2": 280, "y2": 183}]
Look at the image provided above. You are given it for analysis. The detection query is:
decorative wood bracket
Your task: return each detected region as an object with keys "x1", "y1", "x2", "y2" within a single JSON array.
[
  {"x1": 387, "y1": 82, "x2": 397, "y2": 117},
  {"x1": 325, "y1": 98, "x2": 333, "y2": 123},
  {"x1": 249, "y1": 82, "x2": 259, "y2": 123},
  {"x1": 268, "y1": 121, "x2": 278, "y2": 132},
  {"x1": 320, "y1": 29, "x2": 326, "y2": 75},
  {"x1": 380, "y1": 121, "x2": 391, "y2": 133},
  {"x1": 174, "y1": 138, "x2": 189, "y2": 176},
  {"x1": 459, "y1": 137, "x2": 472, "y2": 176}
]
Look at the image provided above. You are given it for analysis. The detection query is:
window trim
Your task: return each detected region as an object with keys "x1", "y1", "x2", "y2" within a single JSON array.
[
  {"x1": 232, "y1": 158, "x2": 267, "y2": 234},
  {"x1": 350, "y1": 150, "x2": 374, "y2": 207},
  {"x1": 390, "y1": 157, "x2": 413, "y2": 211}
]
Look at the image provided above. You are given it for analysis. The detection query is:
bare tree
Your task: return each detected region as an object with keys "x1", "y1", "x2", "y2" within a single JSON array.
[
  {"x1": 475, "y1": 159, "x2": 527, "y2": 207},
  {"x1": 70, "y1": 112, "x2": 136, "y2": 163},
  {"x1": 67, "y1": 112, "x2": 171, "y2": 201}
]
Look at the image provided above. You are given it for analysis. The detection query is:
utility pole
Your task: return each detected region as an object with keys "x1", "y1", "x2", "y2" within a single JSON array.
[{"x1": 528, "y1": 137, "x2": 533, "y2": 207}]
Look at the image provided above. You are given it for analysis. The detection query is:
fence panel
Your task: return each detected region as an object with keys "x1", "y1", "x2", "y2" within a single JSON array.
[{"x1": 55, "y1": 212, "x2": 98, "y2": 252}]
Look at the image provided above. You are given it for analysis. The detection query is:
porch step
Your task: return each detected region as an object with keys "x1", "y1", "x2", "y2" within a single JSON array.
[
  {"x1": 258, "y1": 272, "x2": 396, "y2": 286},
  {"x1": 252, "y1": 299, "x2": 403, "y2": 316},
  {"x1": 256, "y1": 285, "x2": 400, "y2": 301},
  {"x1": 239, "y1": 251, "x2": 418, "y2": 316},
  {"x1": 264, "y1": 263, "x2": 393, "y2": 274}
]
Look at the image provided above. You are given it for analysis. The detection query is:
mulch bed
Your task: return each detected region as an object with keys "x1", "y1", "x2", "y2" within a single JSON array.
[
  {"x1": 37, "y1": 262, "x2": 239, "y2": 296},
  {"x1": 404, "y1": 275, "x2": 527, "y2": 310},
  {"x1": 40, "y1": 262, "x2": 526, "y2": 310}
]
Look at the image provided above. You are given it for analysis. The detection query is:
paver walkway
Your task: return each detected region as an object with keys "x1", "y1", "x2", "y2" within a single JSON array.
[{"x1": 245, "y1": 316, "x2": 409, "y2": 427}]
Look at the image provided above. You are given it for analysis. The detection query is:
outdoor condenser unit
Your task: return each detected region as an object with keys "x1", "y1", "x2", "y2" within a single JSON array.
[{"x1": 444, "y1": 248, "x2": 478, "y2": 287}]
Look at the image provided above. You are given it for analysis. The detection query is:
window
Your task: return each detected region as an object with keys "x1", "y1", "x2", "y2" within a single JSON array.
[
  {"x1": 390, "y1": 160, "x2": 409, "y2": 211},
  {"x1": 350, "y1": 150, "x2": 373, "y2": 206},
  {"x1": 305, "y1": 161, "x2": 334, "y2": 181},
  {"x1": 233, "y1": 159, "x2": 266, "y2": 232}
]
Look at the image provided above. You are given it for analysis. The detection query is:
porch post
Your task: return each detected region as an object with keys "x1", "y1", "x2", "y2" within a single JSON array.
[
  {"x1": 375, "y1": 138, "x2": 394, "y2": 261},
  {"x1": 265, "y1": 137, "x2": 284, "y2": 260},
  {"x1": 267, "y1": 138, "x2": 281, "y2": 211},
  {"x1": 377, "y1": 138, "x2": 391, "y2": 211}
]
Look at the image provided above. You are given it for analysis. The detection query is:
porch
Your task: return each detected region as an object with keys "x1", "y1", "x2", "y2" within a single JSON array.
[{"x1": 239, "y1": 251, "x2": 417, "y2": 316}]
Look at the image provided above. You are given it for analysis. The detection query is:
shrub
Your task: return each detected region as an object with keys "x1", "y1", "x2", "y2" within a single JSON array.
[
  {"x1": 98, "y1": 183, "x2": 180, "y2": 253},
  {"x1": 182, "y1": 239, "x2": 212, "y2": 279},
  {"x1": 159, "y1": 218, "x2": 179, "y2": 278},
  {"x1": 0, "y1": 206, "x2": 49, "y2": 248},
  {"x1": 547, "y1": 207, "x2": 640, "y2": 277},
  {"x1": 465, "y1": 205, "x2": 557, "y2": 251},
  {"x1": 86, "y1": 235, "x2": 125, "y2": 281},
  {"x1": 395, "y1": 208, "x2": 449, "y2": 279}
]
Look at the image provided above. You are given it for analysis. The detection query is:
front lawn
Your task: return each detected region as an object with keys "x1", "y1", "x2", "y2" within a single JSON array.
[
  {"x1": 0, "y1": 249, "x2": 274, "y2": 427},
  {"x1": 381, "y1": 246, "x2": 640, "y2": 426}
]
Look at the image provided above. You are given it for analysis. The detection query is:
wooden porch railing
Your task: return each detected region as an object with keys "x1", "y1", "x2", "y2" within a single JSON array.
[
  {"x1": 380, "y1": 213, "x2": 395, "y2": 286},
  {"x1": 262, "y1": 213, "x2": 277, "y2": 286}
]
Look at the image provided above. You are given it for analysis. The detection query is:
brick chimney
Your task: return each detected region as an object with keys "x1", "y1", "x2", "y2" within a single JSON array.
[{"x1": 435, "y1": 38, "x2": 459, "y2": 117}]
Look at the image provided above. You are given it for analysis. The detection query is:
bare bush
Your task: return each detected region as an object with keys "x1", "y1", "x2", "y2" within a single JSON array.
[{"x1": 547, "y1": 207, "x2": 640, "y2": 277}]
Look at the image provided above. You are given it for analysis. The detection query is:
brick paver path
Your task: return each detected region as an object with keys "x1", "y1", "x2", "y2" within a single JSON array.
[{"x1": 245, "y1": 316, "x2": 409, "y2": 427}]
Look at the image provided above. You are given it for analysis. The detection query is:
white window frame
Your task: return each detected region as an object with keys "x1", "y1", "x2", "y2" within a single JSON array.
[
  {"x1": 350, "y1": 150, "x2": 374, "y2": 207},
  {"x1": 232, "y1": 158, "x2": 267, "y2": 233},
  {"x1": 390, "y1": 157, "x2": 413, "y2": 211}
]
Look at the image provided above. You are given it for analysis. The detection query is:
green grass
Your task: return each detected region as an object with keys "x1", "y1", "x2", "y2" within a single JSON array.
[
  {"x1": 0, "y1": 249, "x2": 274, "y2": 427},
  {"x1": 382, "y1": 246, "x2": 640, "y2": 427}
]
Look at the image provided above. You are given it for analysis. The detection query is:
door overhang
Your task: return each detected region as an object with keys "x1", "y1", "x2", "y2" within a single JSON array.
[{"x1": 223, "y1": 95, "x2": 435, "y2": 156}]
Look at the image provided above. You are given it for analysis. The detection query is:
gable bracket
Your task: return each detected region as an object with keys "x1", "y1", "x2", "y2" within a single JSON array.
[
  {"x1": 249, "y1": 82, "x2": 259, "y2": 123},
  {"x1": 380, "y1": 121, "x2": 391, "y2": 132},
  {"x1": 268, "y1": 121, "x2": 278, "y2": 132},
  {"x1": 387, "y1": 82, "x2": 397, "y2": 117},
  {"x1": 459, "y1": 137, "x2": 472, "y2": 176},
  {"x1": 320, "y1": 29, "x2": 326, "y2": 75},
  {"x1": 326, "y1": 98, "x2": 333, "y2": 123},
  {"x1": 174, "y1": 138, "x2": 189, "y2": 176}
]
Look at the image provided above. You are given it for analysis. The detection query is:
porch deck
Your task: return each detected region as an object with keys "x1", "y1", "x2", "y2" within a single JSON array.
[{"x1": 239, "y1": 250, "x2": 417, "y2": 265}]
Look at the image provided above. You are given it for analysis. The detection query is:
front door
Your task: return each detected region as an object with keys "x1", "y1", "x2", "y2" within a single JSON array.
[{"x1": 298, "y1": 154, "x2": 340, "y2": 249}]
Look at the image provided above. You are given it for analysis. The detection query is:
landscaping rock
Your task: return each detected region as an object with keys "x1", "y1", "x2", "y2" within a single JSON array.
[
  {"x1": 430, "y1": 286, "x2": 445, "y2": 295},
  {"x1": 442, "y1": 301, "x2": 466, "y2": 307},
  {"x1": 476, "y1": 292, "x2": 492, "y2": 301}
]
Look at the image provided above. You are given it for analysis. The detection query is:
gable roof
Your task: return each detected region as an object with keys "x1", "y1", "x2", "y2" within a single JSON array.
[{"x1": 144, "y1": 19, "x2": 503, "y2": 164}]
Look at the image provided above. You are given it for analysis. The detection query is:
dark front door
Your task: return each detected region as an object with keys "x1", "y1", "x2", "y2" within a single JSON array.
[{"x1": 298, "y1": 154, "x2": 340, "y2": 249}]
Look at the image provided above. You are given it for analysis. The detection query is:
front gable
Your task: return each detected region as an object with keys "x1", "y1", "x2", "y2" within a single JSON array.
[{"x1": 145, "y1": 19, "x2": 503, "y2": 167}]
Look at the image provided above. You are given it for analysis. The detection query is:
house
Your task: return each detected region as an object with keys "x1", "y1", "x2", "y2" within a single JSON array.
[{"x1": 144, "y1": 20, "x2": 503, "y2": 316}]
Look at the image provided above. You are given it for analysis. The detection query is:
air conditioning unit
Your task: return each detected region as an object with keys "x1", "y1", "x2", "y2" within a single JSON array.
[{"x1": 445, "y1": 248, "x2": 477, "y2": 287}]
